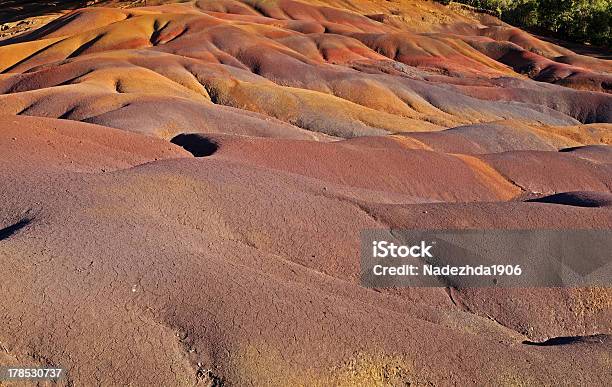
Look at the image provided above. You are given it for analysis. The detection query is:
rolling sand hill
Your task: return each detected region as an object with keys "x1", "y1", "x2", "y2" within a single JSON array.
[{"x1": 0, "y1": 0, "x2": 611, "y2": 385}]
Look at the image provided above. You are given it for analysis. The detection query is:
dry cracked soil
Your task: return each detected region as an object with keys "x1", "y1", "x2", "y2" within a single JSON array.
[{"x1": 0, "y1": 0, "x2": 611, "y2": 385}]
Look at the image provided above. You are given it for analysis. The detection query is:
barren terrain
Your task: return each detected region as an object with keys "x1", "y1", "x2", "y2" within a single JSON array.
[{"x1": 0, "y1": 0, "x2": 611, "y2": 385}]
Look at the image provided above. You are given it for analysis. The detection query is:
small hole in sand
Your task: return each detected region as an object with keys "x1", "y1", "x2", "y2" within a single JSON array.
[{"x1": 170, "y1": 134, "x2": 219, "y2": 157}]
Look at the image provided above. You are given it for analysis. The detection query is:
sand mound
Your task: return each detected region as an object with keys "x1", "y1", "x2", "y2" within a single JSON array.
[
  {"x1": 1, "y1": 0, "x2": 610, "y2": 138},
  {"x1": 481, "y1": 150, "x2": 612, "y2": 194},
  {"x1": 0, "y1": 114, "x2": 190, "y2": 172},
  {"x1": 0, "y1": 0, "x2": 611, "y2": 385},
  {"x1": 560, "y1": 144, "x2": 612, "y2": 163}
]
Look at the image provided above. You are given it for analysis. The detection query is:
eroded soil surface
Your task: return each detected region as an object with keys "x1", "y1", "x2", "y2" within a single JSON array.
[{"x1": 0, "y1": 0, "x2": 610, "y2": 385}]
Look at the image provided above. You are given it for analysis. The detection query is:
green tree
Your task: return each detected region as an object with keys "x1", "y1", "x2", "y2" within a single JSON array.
[{"x1": 437, "y1": 0, "x2": 611, "y2": 47}]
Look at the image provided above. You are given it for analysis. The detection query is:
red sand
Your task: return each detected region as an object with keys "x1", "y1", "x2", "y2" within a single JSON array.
[{"x1": 0, "y1": 0, "x2": 611, "y2": 385}]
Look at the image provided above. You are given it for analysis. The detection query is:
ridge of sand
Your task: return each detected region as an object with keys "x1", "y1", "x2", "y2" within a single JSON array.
[{"x1": 0, "y1": 1, "x2": 610, "y2": 385}]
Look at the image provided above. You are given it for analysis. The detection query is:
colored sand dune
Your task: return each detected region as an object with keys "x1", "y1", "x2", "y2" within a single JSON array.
[{"x1": 0, "y1": 1, "x2": 610, "y2": 385}]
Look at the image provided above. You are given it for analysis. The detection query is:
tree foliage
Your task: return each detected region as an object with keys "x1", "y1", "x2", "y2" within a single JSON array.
[{"x1": 439, "y1": 0, "x2": 611, "y2": 47}]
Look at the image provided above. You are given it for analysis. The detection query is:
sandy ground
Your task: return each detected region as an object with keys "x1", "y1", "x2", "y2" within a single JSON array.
[{"x1": 0, "y1": 0, "x2": 610, "y2": 385}]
